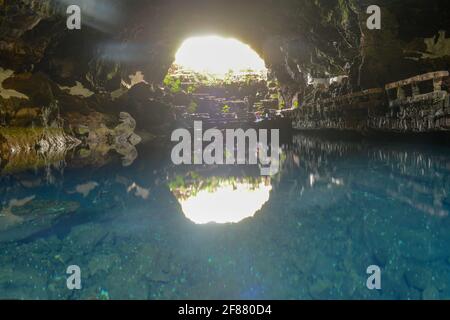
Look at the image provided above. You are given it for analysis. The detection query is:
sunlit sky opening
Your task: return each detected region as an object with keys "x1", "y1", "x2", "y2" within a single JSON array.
[
  {"x1": 175, "y1": 180, "x2": 272, "y2": 224},
  {"x1": 174, "y1": 36, "x2": 267, "y2": 78}
]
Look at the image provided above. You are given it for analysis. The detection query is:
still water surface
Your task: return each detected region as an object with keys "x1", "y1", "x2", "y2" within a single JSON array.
[{"x1": 0, "y1": 133, "x2": 449, "y2": 299}]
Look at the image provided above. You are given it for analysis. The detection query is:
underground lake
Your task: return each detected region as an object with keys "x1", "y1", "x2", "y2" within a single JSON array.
[
  {"x1": 1, "y1": 0, "x2": 450, "y2": 302},
  {"x1": 1, "y1": 132, "x2": 450, "y2": 299}
]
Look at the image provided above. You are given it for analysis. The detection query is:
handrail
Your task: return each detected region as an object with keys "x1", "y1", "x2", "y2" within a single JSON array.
[
  {"x1": 385, "y1": 71, "x2": 449, "y2": 90},
  {"x1": 293, "y1": 70, "x2": 449, "y2": 112}
]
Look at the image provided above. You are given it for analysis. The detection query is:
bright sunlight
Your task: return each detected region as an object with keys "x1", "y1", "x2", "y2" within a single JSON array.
[
  {"x1": 174, "y1": 36, "x2": 267, "y2": 79},
  {"x1": 170, "y1": 176, "x2": 272, "y2": 224}
]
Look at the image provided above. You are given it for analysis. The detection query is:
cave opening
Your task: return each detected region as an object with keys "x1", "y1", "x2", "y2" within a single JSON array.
[
  {"x1": 163, "y1": 35, "x2": 282, "y2": 122},
  {"x1": 173, "y1": 35, "x2": 267, "y2": 80}
]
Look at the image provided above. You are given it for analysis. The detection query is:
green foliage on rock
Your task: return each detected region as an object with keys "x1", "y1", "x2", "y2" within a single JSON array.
[
  {"x1": 187, "y1": 101, "x2": 198, "y2": 113},
  {"x1": 163, "y1": 74, "x2": 182, "y2": 93}
]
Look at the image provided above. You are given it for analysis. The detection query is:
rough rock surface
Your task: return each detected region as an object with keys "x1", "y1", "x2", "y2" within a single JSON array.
[
  {"x1": 0, "y1": 197, "x2": 80, "y2": 242},
  {"x1": 1, "y1": 0, "x2": 449, "y2": 133},
  {"x1": 290, "y1": 72, "x2": 450, "y2": 132},
  {"x1": 0, "y1": 127, "x2": 80, "y2": 174}
]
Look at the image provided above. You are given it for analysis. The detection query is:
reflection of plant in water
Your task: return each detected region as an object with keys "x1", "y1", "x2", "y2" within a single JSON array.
[{"x1": 169, "y1": 172, "x2": 271, "y2": 201}]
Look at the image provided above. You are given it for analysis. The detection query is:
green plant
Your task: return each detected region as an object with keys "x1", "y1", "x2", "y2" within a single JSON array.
[
  {"x1": 163, "y1": 74, "x2": 182, "y2": 93},
  {"x1": 187, "y1": 101, "x2": 198, "y2": 113},
  {"x1": 278, "y1": 92, "x2": 286, "y2": 109},
  {"x1": 187, "y1": 85, "x2": 197, "y2": 94}
]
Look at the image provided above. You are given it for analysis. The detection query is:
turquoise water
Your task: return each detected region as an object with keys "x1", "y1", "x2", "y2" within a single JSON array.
[{"x1": 0, "y1": 133, "x2": 449, "y2": 299}]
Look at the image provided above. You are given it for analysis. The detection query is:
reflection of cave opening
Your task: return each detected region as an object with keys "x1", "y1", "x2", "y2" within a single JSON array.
[{"x1": 169, "y1": 174, "x2": 272, "y2": 224}]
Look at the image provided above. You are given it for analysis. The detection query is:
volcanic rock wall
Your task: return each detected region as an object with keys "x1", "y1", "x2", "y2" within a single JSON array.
[
  {"x1": 290, "y1": 71, "x2": 450, "y2": 132},
  {"x1": 0, "y1": 0, "x2": 449, "y2": 133}
]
